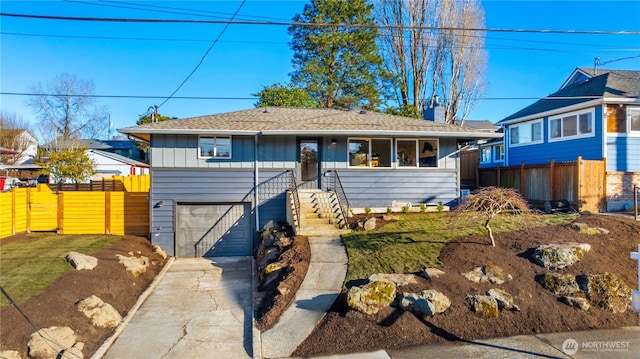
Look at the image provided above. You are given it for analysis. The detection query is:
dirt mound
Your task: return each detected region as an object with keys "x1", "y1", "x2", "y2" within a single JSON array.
[
  {"x1": 0, "y1": 235, "x2": 168, "y2": 358},
  {"x1": 293, "y1": 214, "x2": 640, "y2": 357}
]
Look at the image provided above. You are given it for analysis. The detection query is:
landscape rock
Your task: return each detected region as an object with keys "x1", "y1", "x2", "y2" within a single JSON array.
[
  {"x1": 383, "y1": 214, "x2": 400, "y2": 221},
  {"x1": 559, "y1": 296, "x2": 591, "y2": 310},
  {"x1": 346, "y1": 281, "x2": 396, "y2": 315},
  {"x1": 27, "y1": 326, "x2": 77, "y2": 359},
  {"x1": 275, "y1": 236, "x2": 292, "y2": 248},
  {"x1": 397, "y1": 290, "x2": 451, "y2": 316},
  {"x1": 0, "y1": 350, "x2": 22, "y2": 359},
  {"x1": 368, "y1": 273, "x2": 418, "y2": 287},
  {"x1": 487, "y1": 288, "x2": 520, "y2": 311},
  {"x1": 466, "y1": 294, "x2": 499, "y2": 318},
  {"x1": 462, "y1": 264, "x2": 512, "y2": 284},
  {"x1": 577, "y1": 272, "x2": 632, "y2": 313},
  {"x1": 538, "y1": 273, "x2": 581, "y2": 296},
  {"x1": 59, "y1": 342, "x2": 84, "y2": 359},
  {"x1": 420, "y1": 268, "x2": 445, "y2": 279},
  {"x1": 363, "y1": 217, "x2": 377, "y2": 231},
  {"x1": 64, "y1": 252, "x2": 98, "y2": 270},
  {"x1": 262, "y1": 220, "x2": 275, "y2": 232},
  {"x1": 76, "y1": 295, "x2": 122, "y2": 328},
  {"x1": 571, "y1": 222, "x2": 610, "y2": 235},
  {"x1": 115, "y1": 254, "x2": 149, "y2": 277},
  {"x1": 264, "y1": 261, "x2": 287, "y2": 275},
  {"x1": 258, "y1": 247, "x2": 282, "y2": 272},
  {"x1": 531, "y1": 243, "x2": 590, "y2": 269},
  {"x1": 152, "y1": 245, "x2": 168, "y2": 259}
]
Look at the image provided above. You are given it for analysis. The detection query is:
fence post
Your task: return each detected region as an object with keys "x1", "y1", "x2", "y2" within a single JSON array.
[
  {"x1": 57, "y1": 192, "x2": 64, "y2": 234},
  {"x1": 520, "y1": 162, "x2": 526, "y2": 197},
  {"x1": 105, "y1": 192, "x2": 111, "y2": 234},
  {"x1": 550, "y1": 159, "x2": 555, "y2": 201},
  {"x1": 576, "y1": 156, "x2": 583, "y2": 211}
]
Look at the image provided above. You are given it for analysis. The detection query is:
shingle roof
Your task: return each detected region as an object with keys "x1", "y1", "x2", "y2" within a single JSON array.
[
  {"x1": 500, "y1": 68, "x2": 640, "y2": 123},
  {"x1": 88, "y1": 149, "x2": 149, "y2": 167},
  {"x1": 119, "y1": 107, "x2": 502, "y2": 141}
]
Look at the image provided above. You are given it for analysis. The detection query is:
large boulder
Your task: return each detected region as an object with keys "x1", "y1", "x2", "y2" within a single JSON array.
[
  {"x1": 76, "y1": 295, "x2": 122, "y2": 328},
  {"x1": 487, "y1": 288, "x2": 520, "y2": 311},
  {"x1": 27, "y1": 326, "x2": 77, "y2": 359},
  {"x1": 0, "y1": 350, "x2": 21, "y2": 359},
  {"x1": 397, "y1": 290, "x2": 451, "y2": 316},
  {"x1": 368, "y1": 273, "x2": 418, "y2": 287},
  {"x1": 115, "y1": 254, "x2": 149, "y2": 277},
  {"x1": 462, "y1": 264, "x2": 512, "y2": 284},
  {"x1": 363, "y1": 217, "x2": 377, "y2": 231},
  {"x1": 64, "y1": 252, "x2": 97, "y2": 271},
  {"x1": 559, "y1": 296, "x2": 591, "y2": 310},
  {"x1": 59, "y1": 343, "x2": 84, "y2": 359},
  {"x1": 466, "y1": 294, "x2": 499, "y2": 318},
  {"x1": 346, "y1": 281, "x2": 396, "y2": 315},
  {"x1": 538, "y1": 273, "x2": 581, "y2": 296},
  {"x1": 577, "y1": 272, "x2": 632, "y2": 313},
  {"x1": 420, "y1": 268, "x2": 445, "y2": 280},
  {"x1": 531, "y1": 243, "x2": 590, "y2": 270}
]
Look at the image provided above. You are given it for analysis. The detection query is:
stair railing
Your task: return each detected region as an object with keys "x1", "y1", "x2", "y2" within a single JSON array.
[
  {"x1": 287, "y1": 170, "x2": 301, "y2": 230},
  {"x1": 325, "y1": 170, "x2": 350, "y2": 228}
]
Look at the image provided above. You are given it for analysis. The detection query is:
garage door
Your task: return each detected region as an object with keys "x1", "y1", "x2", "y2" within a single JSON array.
[{"x1": 176, "y1": 202, "x2": 252, "y2": 257}]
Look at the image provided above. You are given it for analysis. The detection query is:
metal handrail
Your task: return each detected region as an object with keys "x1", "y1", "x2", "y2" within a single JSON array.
[
  {"x1": 288, "y1": 170, "x2": 301, "y2": 229},
  {"x1": 325, "y1": 170, "x2": 350, "y2": 228}
]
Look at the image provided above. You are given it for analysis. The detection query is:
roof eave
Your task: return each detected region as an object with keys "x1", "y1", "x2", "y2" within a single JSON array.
[
  {"x1": 499, "y1": 98, "x2": 603, "y2": 126},
  {"x1": 261, "y1": 129, "x2": 503, "y2": 139}
]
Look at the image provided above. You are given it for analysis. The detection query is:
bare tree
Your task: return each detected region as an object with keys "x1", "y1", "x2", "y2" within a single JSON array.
[
  {"x1": 27, "y1": 73, "x2": 110, "y2": 142},
  {"x1": 376, "y1": 0, "x2": 487, "y2": 123},
  {"x1": 0, "y1": 111, "x2": 37, "y2": 165},
  {"x1": 437, "y1": 0, "x2": 488, "y2": 124}
]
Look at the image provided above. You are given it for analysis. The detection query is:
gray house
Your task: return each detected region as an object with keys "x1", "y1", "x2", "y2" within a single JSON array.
[{"x1": 119, "y1": 107, "x2": 501, "y2": 258}]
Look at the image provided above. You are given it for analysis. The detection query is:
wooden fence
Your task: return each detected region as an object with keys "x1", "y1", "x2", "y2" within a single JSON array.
[
  {"x1": 46, "y1": 174, "x2": 150, "y2": 192},
  {"x1": 460, "y1": 148, "x2": 479, "y2": 188},
  {"x1": 478, "y1": 156, "x2": 605, "y2": 213},
  {"x1": 0, "y1": 181, "x2": 149, "y2": 239}
]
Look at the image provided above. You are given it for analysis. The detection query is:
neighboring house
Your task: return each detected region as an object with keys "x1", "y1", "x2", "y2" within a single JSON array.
[
  {"x1": 0, "y1": 129, "x2": 38, "y2": 165},
  {"x1": 119, "y1": 107, "x2": 501, "y2": 257},
  {"x1": 86, "y1": 149, "x2": 149, "y2": 180},
  {"x1": 485, "y1": 68, "x2": 640, "y2": 210},
  {"x1": 42, "y1": 139, "x2": 145, "y2": 163}
]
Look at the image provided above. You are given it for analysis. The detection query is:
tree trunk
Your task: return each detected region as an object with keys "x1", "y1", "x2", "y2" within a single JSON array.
[{"x1": 484, "y1": 218, "x2": 495, "y2": 247}]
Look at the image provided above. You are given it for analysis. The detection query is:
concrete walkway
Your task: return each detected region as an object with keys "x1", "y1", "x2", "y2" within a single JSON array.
[
  {"x1": 99, "y1": 257, "x2": 253, "y2": 359},
  {"x1": 258, "y1": 235, "x2": 348, "y2": 359}
]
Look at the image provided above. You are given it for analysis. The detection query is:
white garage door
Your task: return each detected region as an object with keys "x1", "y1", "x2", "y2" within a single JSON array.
[{"x1": 176, "y1": 202, "x2": 252, "y2": 257}]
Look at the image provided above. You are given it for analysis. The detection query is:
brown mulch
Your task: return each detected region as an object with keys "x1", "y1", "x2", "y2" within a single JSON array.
[
  {"x1": 0, "y1": 235, "x2": 168, "y2": 358},
  {"x1": 293, "y1": 214, "x2": 640, "y2": 357}
]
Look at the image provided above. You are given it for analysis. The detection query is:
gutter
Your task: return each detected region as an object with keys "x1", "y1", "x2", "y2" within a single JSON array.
[{"x1": 498, "y1": 98, "x2": 602, "y2": 125}]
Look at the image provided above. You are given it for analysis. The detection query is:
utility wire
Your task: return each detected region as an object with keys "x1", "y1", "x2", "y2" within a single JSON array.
[
  {"x1": 2, "y1": 12, "x2": 640, "y2": 35},
  {"x1": 157, "y1": 0, "x2": 247, "y2": 109}
]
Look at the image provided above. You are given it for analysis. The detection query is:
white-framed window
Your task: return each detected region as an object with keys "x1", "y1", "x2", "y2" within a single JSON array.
[
  {"x1": 549, "y1": 110, "x2": 594, "y2": 141},
  {"x1": 509, "y1": 120, "x2": 542, "y2": 146},
  {"x1": 493, "y1": 144, "x2": 505, "y2": 162},
  {"x1": 199, "y1": 136, "x2": 231, "y2": 158},
  {"x1": 480, "y1": 146, "x2": 491, "y2": 163},
  {"x1": 348, "y1": 138, "x2": 392, "y2": 168},
  {"x1": 396, "y1": 139, "x2": 439, "y2": 168},
  {"x1": 629, "y1": 106, "x2": 640, "y2": 132}
]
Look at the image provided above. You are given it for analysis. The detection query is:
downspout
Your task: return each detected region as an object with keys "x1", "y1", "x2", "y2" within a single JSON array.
[{"x1": 254, "y1": 133, "x2": 260, "y2": 233}]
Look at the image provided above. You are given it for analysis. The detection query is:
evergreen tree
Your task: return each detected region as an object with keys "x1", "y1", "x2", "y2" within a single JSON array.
[
  {"x1": 289, "y1": 0, "x2": 390, "y2": 110},
  {"x1": 253, "y1": 83, "x2": 318, "y2": 108}
]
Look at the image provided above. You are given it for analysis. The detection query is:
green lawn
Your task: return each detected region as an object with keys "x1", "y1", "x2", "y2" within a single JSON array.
[
  {"x1": 342, "y1": 212, "x2": 576, "y2": 284},
  {"x1": 0, "y1": 233, "x2": 122, "y2": 307}
]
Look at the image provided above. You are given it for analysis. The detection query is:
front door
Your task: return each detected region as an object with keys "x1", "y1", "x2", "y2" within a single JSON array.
[{"x1": 298, "y1": 139, "x2": 321, "y2": 189}]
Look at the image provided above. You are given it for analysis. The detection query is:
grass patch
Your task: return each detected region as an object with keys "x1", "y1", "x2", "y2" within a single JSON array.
[
  {"x1": 0, "y1": 233, "x2": 122, "y2": 307},
  {"x1": 342, "y1": 212, "x2": 576, "y2": 284}
]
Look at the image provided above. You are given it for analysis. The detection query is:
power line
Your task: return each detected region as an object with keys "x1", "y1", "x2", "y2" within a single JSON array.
[
  {"x1": 157, "y1": 0, "x2": 247, "y2": 109},
  {"x1": 2, "y1": 12, "x2": 640, "y2": 35}
]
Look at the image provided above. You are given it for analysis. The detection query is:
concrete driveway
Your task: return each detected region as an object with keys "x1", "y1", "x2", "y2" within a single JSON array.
[{"x1": 100, "y1": 257, "x2": 253, "y2": 359}]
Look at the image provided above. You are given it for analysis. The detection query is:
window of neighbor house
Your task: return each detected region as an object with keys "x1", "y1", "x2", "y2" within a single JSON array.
[
  {"x1": 510, "y1": 120, "x2": 542, "y2": 146},
  {"x1": 480, "y1": 146, "x2": 491, "y2": 163},
  {"x1": 199, "y1": 136, "x2": 231, "y2": 158},
  {"x1": 494, "y1": 144, "x2": 505, "y2": 162},
  {"x1": 606, "y1": 104, "x2": 626, "y2": 133},
  {"x1": 629, "y1": 106, "x2": 640, "y2": 132},
  {"x1": 549, "y1": 110, "x2": 593, "y2": 141},
  {"x1": 348, "y1": 138, "x2": 391, "y2": 168}
]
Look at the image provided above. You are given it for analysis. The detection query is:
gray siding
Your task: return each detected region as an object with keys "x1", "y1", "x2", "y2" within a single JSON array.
[{"x1": 334, "y1": 169, "x2": 459, "y2": 207}]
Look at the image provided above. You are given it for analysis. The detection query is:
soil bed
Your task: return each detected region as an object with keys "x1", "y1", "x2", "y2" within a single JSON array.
[{"x1": 294, "y1": 214, "x2": 640, "y2": 357}]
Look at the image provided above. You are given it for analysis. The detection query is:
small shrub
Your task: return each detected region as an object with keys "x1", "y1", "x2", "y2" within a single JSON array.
[
  {"x1": 364, "y1": 207, "x2": 372, "y2": 215},
  {"x1": 402, "y1": 205, "x2": 410, "y2": 213},
  {"x1": 419, "y1": 203, "x2": 427, "y2": 212},
  {"x1": 436, "y1": 202, "x2": 444, "y2": 212},
  {"x1": 386, "y1": 207, "x2": 393, "y2": 214}
]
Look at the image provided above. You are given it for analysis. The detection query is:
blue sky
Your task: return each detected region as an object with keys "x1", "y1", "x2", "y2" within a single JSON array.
[{"x1": 1, "y1": 0, "x2": 639, "y2": 140}]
